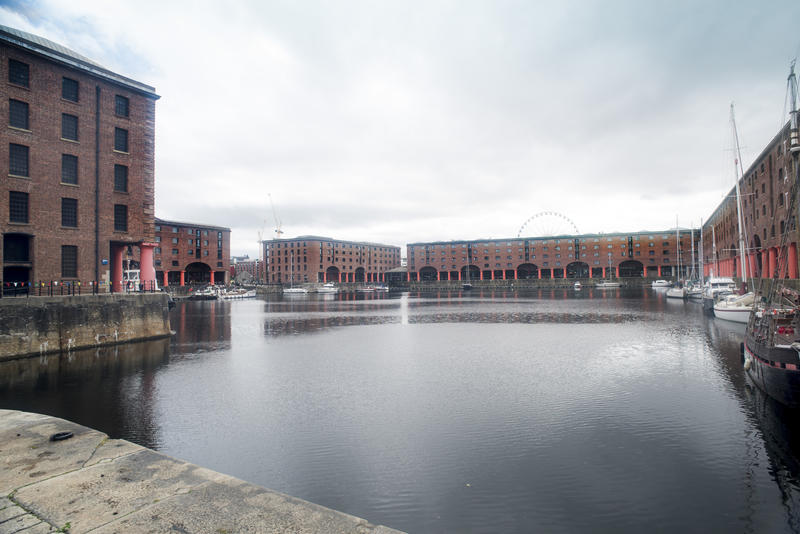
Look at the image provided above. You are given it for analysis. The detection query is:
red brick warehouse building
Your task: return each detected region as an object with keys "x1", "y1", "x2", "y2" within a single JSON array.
[
  {"x1": 407, "y1": 230, "x2": 698, "y2": 281},
  {"x1": 264, "y1": 236, "x2": 401, "y2": 284},
  {"x1": 0, "y1": 25, "x2": 159, "y2": 292},
  {"x1": 153, "y1": 218, "x2": 231, "y2": 287},
  {"x1": 703, "y1": 120, "x2": 799, "y2": 280}
]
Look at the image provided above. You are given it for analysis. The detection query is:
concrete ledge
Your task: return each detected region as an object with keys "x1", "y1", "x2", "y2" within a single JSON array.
[{"x1": 0, "y1": 409, "x2": 404, "y2": 534}]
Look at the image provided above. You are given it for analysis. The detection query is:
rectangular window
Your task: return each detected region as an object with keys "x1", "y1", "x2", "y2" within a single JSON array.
[
  {"x1": 114, "y1": 127, "x2": 128, "y2": 152},
  {"x1": 61, "y1": 154, "x2": 78, "y2": 184},
  {"x1": 62, "y1": 77, "x2": 79, "y2": 102},
  {"x1": 114, "y1": 164, "x2": 128, "y2": 192},
  {"x1": 9, "y1": 59, "x2": 29, "y2": 87},
  {"x1": 9, "y1": 143, "x2": 29, "y2": 176},
  {"x1": 155, "y1": 247, "x2": 161, "y2": 254},
  {"x1": 114, "y1": 204, "x2": 128, "y2": 232},
  {"x1": 115, "y1": 95, "x2": 129, "y2": 117},
  {"x1": 172, "y1": 237, "x2": 178, "y2": 244},
  {"x1": 9, "y1": 99, "x2": 29, "y2": 129},
  {"x1": 172, "y1": 249, "x2": 178, "y2": 255},
  {"x1": 61, "y1": 113, "x2": 78, "y2": 141},
  {"x1": 61, "y1": 198, "x2": 78, "y2": 227},
  {"x1": 188, "y1": 249, "x2": 193, "y2": 255},
  {"x1": 61, "y1": 245, "x2": 78, "y2": 278},
  {"x1": 9, "y1": 191, "x2": 29, "y2": 223}
]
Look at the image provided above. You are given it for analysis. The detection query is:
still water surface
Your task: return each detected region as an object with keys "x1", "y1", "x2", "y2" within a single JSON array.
[{"x1": 3, "y1": 288, "x2": 800, "y2": 533}]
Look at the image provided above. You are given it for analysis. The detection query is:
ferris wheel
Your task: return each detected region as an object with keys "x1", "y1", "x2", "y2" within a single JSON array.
[{"x1": 517, "y1": 211, "x2": 580, "y2": 238}]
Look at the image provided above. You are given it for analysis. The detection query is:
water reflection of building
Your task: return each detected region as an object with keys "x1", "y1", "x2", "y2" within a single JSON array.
[
  {"x1": 172, "y1": 301, "x2": 232, "y2": 347},
  {"x1": 0, "y1": 338, "x2": 169, "y2": 449}
]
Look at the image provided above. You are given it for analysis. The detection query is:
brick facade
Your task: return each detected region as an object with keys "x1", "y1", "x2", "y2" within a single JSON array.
[
  {"x1": 153, "y1": 218, "x2": 231, "y2": 286},
  {"x1": 0, "y1": 25, "x2": 158, "y2": 291},
  {"x1": 407, "y1": 231, "x2": 697, "y2": 281},
  {"x1": 703, "y1": 124, "x2": 799, "y2": 280},
  {"x1": 264, "y1": 236, "x2": 401, "y2": 284}
]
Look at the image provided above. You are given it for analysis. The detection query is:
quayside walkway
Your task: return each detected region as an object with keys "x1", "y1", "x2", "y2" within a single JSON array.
[{"x1": 0, "y1": 410, "x2": 404, "y2": 533}]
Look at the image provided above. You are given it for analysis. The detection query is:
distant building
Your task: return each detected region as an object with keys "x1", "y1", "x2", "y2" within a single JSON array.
[
  {"x1": 263, "y1": 236, "x2": 401, "y2": 284},
  {"x1": 0, "y1": 24, "x2": 159, "y2": 291},
  {"x1": 154, "y1": 218, "x2": 230, "y2": 286},
  {"x1": 407, "y1": 230, "x2": 697, "y2": 281},
  {"x1": 703, "y1": 122, "x2": 798, "y2": 280},
  {"x1": 232, "y1": 255, "x2": 261, "y2": 282}
]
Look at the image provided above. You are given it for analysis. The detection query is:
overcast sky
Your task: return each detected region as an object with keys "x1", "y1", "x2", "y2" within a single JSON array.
[{"x1": 2, "y1": 1, "x2": 800, "y2": 258}]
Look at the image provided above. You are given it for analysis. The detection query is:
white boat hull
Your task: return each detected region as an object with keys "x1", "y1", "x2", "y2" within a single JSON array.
[{"x1": 713, "y1": 305, "x2": 751, "y2": 323}]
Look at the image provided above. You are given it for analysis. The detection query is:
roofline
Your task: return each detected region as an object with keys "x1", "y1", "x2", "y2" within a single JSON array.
[
  {"x1": 155, "y1": 218, "x2": 231, "y2": 232},
  {"x1": 0, "y1": 26, "x2": 159, "y2": 99},
  {"x1": 406, "y1": 229, "x2": 698, "y2": 246},
  {"x1": 265, "y1": 235, "x2": 401, "y2": 249}
]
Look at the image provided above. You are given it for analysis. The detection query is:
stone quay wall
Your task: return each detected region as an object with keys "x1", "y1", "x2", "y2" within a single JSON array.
[{"x1": 0, "y1": 293, "x2": 170, "y2": 361}]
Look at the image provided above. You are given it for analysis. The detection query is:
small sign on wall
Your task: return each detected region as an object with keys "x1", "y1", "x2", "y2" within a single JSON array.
[{"x1": 101, "y1": 259, "x2": 108, "y2": 265}]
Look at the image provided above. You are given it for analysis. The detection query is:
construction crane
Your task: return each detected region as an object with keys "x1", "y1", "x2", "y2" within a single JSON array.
[{"x1": 268, "y1": 193, "x2": 284, "y2": 239}]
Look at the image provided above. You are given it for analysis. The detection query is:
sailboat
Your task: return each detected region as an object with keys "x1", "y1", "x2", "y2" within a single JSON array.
[
  {"x1": 283, "y1": 252, "x2": 308, "y2": 294},
  {"x1": 743, "y1": 62, "x2": 800, "y2": 406},
  {"x1": 666, "y1": 219, "x2": 687, "y2": 299},
  {"x1": 463, "y1": 244, "x2": 473, "y2": 290},
  {"x1": 713, "y1": 104, "x2": 753, "y2": 322},
  {"x1": 595, "y1": 253, "x2": 620, "y2": 288}
]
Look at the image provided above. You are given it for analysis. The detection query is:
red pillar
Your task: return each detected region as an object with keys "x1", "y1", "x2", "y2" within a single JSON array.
[
  {"x1": 163, "y1": 271, "x2": 168, "y2": 287},
  {"x1": 180, "y1": 271, "x2": 185, "y2": 286},
  {"x1": 139, "y1": 243, "x2": 157, "y2": 291},
  {"x1": 210, "y1": 271, "x2": 215, "y2": 286},
  {"x1": 769, "y1": 248, "x2": 778, "y2": 279},
  {"x1": 111, "y1": 245, "x2": 124, "y2": 293},
  {"x1": 790, "y1": 243, "x2": 799, "y2": 279},
  {"x1": 615, "y1": 267, "x2": 619, "y2": 278},
  {"x1": 589, "y1": 268, "x2": 593, "y2": 278},
  {"x1": 537, "y1": 269, "x2": 541, "y2": 279}
]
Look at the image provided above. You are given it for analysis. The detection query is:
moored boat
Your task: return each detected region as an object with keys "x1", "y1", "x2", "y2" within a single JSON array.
[
  {"x1": 713, "y1": 292, "x2": 754, "y2": 323},
  {"x1": 665, "y1": 286, "x2": 687, "y2": 299},
  {"x1": 651, "y1": 280, "x2": 671, "y2": 288},
  {"x1": 595, "y1": 280, "x2": 620, "y2": 289},
  {"x1": 742, "y1": 64, "x2": 800, "y2": 407},
  {"x1": 573, "y1": 281, "x2": 582, "y2": 290},
  {"x1": 317, "y1": 282, "x2": 339, "y2": 294}
]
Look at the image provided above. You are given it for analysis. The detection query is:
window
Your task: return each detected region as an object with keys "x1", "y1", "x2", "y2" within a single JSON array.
[
  {"x1": 9, "y1": 191, "x2": 29, "y2": 223},
  {"x1": 113, "y1": 164, "x2": 128, "y2": 192},
  {"x1": 155, "y1": 236, "x2": 161, "y2": 242},
  {"x1": 204, "y1": 250, "x2": 209, "y2": 256},
  {"x1": 61, "y1": 198, "x2": 77, "y2": 227},
  {"x1": 188, "y1": 249, "x2": 193, "y2": 255},
  {"x1": 115, "y1": 95, "x2": 129, "y2": 117},
  {"x1": 8, "y1": 59, "x2": 29, "y2": 87},
  {"x1": 61, "y1": 246, "x2": 78, "y2": 278},
  {"x1": 62, "y1": 78, "x2": 79, "y2": 102},
  {"x1": 114, "y1": 128, "x2": 128, "y2": 152},
  {"x1": 217, "y1": 262, "x2": 223, "y2": 267},
  {"x1": 204, "y1": 240, "x2": 208, "y2": 246},
  {"x1": 172, "y1": 237, "x2": 178, "y2": 244},
  {"x1": 114, "y1": 204, "x2": 127, "y2": 232},
  {"x1": 172, "y1": 226, "x2": 178, "y2": 233},
  {"x1": 172, "y1": 249, "x2": 178, "y2": 255},
  {"x1": 172, "y1": 260, "x2": 179, "y2": 266},
  {"x1": 61, "y1": 113, "x2": 78, "y2": 141},
  {"x1": 155, "y1": 247, "x2": 161, "y2": 254},
  {"x1": 188, "y1": 239, "x2": 193, "y2": 245},
  {"x1": 155, "y1": 225, "x2": 161, "y2": 231},
  {"x1": 9, "y1": 143, "x2": 29, "y2": 176},
  {"x1": 9, "y1": 99, "x2": 29, "y2": 129},
  {"x1": 61, "y1": 154, "x2": 78, "y2": 184}
]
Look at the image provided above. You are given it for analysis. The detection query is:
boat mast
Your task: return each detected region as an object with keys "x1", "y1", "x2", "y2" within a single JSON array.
[
  {"x1": 699, "y1": 218, "x2": 705, "y2": 286},
  {"x1": 712, "y1": 225, "x2": 717, "y2": 277},
  {"x1": 690, "y1": 221, "x2": 696, "y2": 281},
  {"x1": 675, "y1": 216, "x2": 681, "y2": 281},
  {"x1": 730, "y1": 104, "x2": 749, "y2": 291}
]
